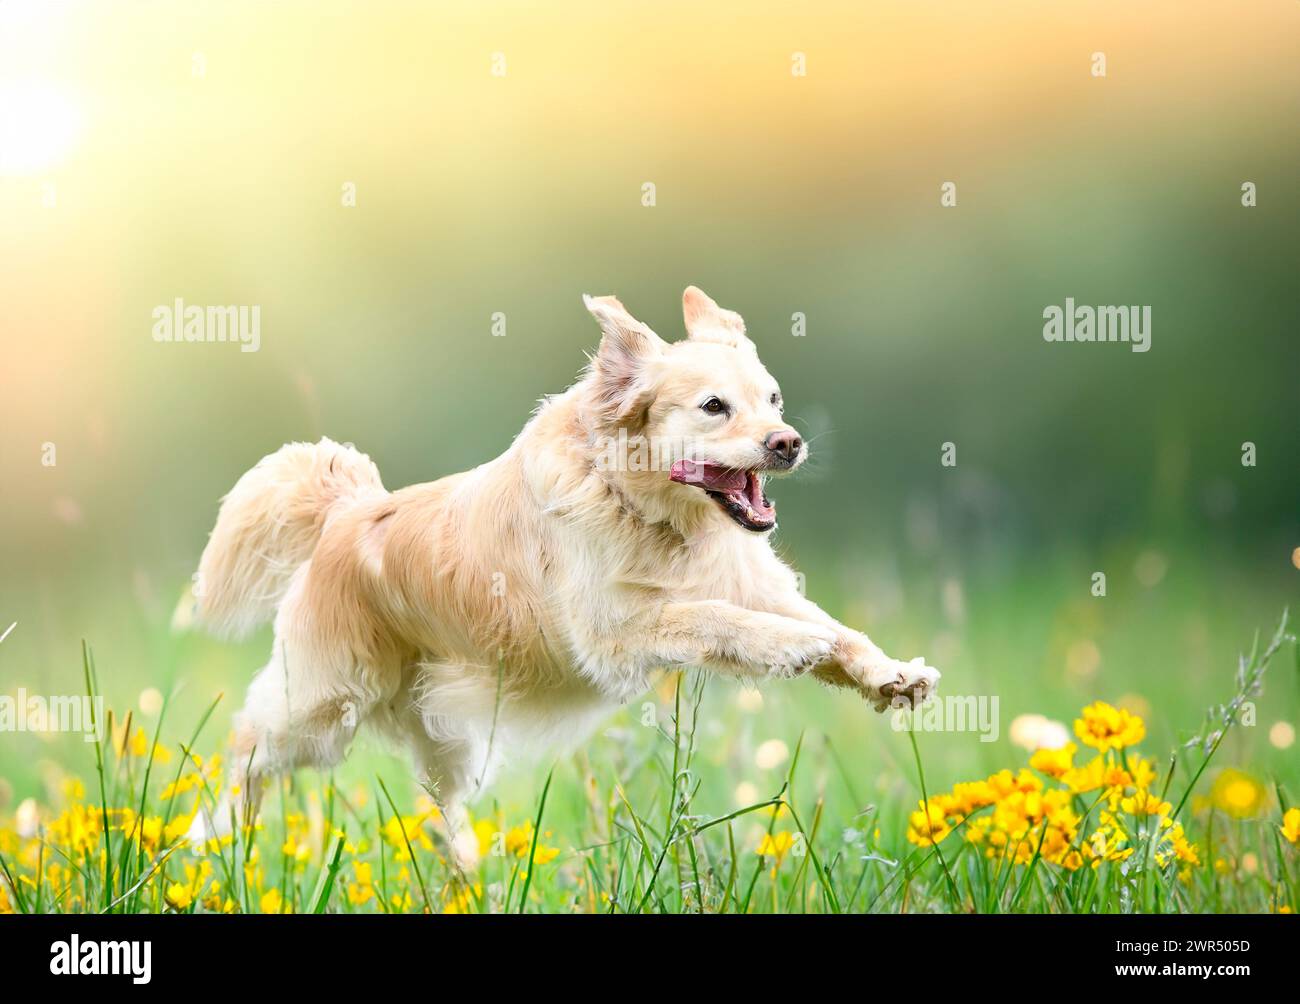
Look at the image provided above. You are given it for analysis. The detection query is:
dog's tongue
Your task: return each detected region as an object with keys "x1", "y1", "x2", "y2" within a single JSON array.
[
  {"x1": 670, "y1": 460, "x2": 776, "y2": 527},
  {"x1": 669, "y1": 459, "x2": 747, "y2": 494}
]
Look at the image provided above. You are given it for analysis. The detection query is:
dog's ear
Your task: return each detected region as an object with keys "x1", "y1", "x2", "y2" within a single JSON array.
[
  {"x1": 583, "y1": 294, "x2": 665, "y2": 425},
  {"x1": 682, "y1": 286, "x2": 755, "y2": 351}
]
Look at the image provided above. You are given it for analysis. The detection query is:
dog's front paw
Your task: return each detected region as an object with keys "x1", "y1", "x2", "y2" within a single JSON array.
[{"x1": 860, "y1": 655, "x2": 940, "y2": 712}]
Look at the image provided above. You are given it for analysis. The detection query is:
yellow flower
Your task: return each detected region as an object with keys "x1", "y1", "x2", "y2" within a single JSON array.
[
  {"x1": 1172, "y1": 831, "x2": 1200, "y2": 867},
  {"x1": 1062, "y1": 756, "x2": 1107, "y2": 794},
  {"x1": 281, "y1": 835, "x2": 311, "y2": 864},
  {"x1": 532, "y1": 843, "x2": 560, "y2": 865},
  {"x1": 1281, "y1": 808, "x2": 1300, "y2": 844},
  {"x1": 112, "y1": 724, "x2": 172, "y2": 762},
  {"x1": 46, "y1": 804, "x2": 102, "y2": 855},
  {"x1": 1127, "y1": 756, "x2": 1158, "y2": 791},
  {"x1": 1103, "y1": 764, "x2": 1135, "y2": 789},
  {"x1": 906, "y1": 802, "x2": 950, "y2": 847},
  {"x1": 183, "y1": 859, "x2": 212, "y2": 888},
  {"x1": 159, "y1": 774, "x2": 199, "y2": 800},
  {"x1": 1074, "y1": 701, "x2": 1145, "y2": 752},
  {"x1": 473, "y1": 818, "x2": 498, "y2": 858},
  {"x1": 1043, "y1": 789, "x2": 1080, "y2": 828},
  {"x1": 442, "y1": 883, "x2": 482, "y2": 914},
  {"x1": 164, "y1": 816, "x2": 191, "y2": 846},
  {"x1": 381, "y1": 815, "x2": 434, "y2": 858},
  {"x1": 260, "y1": 887, "x2": 289, "y2": 914},
  {"x1": 756, "y1": 830, "x2": 797, "y2": 864},
  {"x1": 127, "y1": 726, "x2": 148, "y2": 757},
  {"x1": 164, "y1": 882, "x2": 193, "y2": 910},
  {"x1": 138, "y1": 815, "x2": 164, "y2": 853},
  {"x1": 1029, "y1": 743, "x2": 1075, "y2": 779},
  {"x1": 389, "y1": 890, "x2": 413, "y2": 912},
  {"x1": 948, "y1": 780, "x2": 997, "y2": 816},
  {"x1": 346, "y1": 860, "x2": 375, "y2": 906},
  {"x1": 504, "y1": 822, "x2": 534, "y2": 857},
  {"x1": 1209, "y1": 769, "x2": 1266, "y2": 819},
  {"x1": 1121, "y1": 792, "x2": 1171, "y2": 817},
  {"x1": 200, "y1": 881, "x2": 229, "y2": 912}
]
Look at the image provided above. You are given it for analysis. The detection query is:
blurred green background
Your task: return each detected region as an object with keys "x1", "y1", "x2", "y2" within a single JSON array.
[{"x1": 1, "y1": 1, "x2": 1296, "y2": 818}]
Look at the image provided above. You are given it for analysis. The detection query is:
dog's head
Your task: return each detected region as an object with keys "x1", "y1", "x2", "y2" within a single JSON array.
[{"x1": 581, "y1": 287, "x2": 806, "y2": 533}]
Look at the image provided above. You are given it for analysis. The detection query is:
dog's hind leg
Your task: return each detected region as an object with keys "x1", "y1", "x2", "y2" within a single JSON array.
[
  {"x1": 374, "y1": 692, "x2": 490, "y2": 872},
  {"x1": 187, "y1": 567, "x2": 394, "y2": 847},
  {"x1": 400, "y1": 727, "x2": 486, "y2": 874},
  {"x1": 381, "y1": 660, "x2": 510, "y2": 873}
]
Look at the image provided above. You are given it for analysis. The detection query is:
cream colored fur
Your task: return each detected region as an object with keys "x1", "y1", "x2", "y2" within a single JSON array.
[{"x1": 186, "y1": 286, "x2": 939, "y2": 866}]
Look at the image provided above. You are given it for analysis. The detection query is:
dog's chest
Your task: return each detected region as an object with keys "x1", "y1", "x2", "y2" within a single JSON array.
[{"x1": 654, "y1": 534, "x2": 769, "y2": 607}]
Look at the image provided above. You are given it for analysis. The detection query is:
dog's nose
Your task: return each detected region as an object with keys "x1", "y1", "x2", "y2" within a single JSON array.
[{"x1": 764, "y1": 429, "x2": 802, "y2": 462}]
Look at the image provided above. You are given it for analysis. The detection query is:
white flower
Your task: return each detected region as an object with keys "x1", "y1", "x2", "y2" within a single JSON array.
[
  {"x1": 1008, "y1": 713, "x2": 1069, "y2": 752},
  {"x1": 754, "y1": 738, "x2": 789, "y2": 770}
]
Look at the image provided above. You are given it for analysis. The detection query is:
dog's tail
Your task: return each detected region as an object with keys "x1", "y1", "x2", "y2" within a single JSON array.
[{"x1": 193, "y1": 437, "x2": 385, "y2": 638}]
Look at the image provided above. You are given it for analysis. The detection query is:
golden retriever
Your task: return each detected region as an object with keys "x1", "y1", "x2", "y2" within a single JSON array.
[{"x1": 186, "y1": 287, "x2": 939, "y2": 865}]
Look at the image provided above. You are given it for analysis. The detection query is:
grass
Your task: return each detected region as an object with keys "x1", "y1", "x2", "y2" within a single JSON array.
[{"x1": 0, "y1": 605, "x2": 1297, "y2": 915}]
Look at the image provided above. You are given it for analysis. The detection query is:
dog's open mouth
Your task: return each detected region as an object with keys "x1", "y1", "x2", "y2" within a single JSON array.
[{"x1": 669, "y1": 459, "x2": 776, "y2": 531}]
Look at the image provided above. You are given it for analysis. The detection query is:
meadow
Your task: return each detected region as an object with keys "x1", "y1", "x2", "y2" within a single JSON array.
[
  {"x1": 2, "y1": 553, "x2": 1296, "y2": 915},
  {"x1": 2, "y1": 1, "x2": 1297, "y2": 918}
]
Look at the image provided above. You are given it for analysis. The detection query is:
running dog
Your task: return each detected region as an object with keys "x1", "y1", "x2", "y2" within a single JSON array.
[{"x1": 186, "y1": 287, "x2": 939, "y2": 865}]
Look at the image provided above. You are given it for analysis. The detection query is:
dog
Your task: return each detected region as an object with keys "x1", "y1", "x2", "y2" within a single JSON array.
[{"x1": 186, "y1": 286, "x2": 939, "y2": 866}]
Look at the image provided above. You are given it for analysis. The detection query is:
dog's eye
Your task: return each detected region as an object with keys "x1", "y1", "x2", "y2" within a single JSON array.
[
  {"x1": 700, "y1": 397, "x2": 728, "y2": 415},
  {"x1": 770, "y1": 392, "x2": 783, "y2": 410}
]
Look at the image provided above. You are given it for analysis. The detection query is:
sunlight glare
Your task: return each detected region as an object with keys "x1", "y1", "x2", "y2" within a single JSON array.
[{"x1": 0, "y1": 81, "x2": 82, "y2": 174}]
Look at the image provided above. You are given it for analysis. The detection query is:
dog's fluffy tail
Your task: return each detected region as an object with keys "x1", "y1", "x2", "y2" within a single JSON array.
[{"x1": 193, "y1": 437, "x2": 385, "y2": 638}]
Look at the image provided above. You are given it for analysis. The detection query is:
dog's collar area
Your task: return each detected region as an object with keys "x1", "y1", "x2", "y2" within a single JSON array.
[{"x1": 591, "y1": 468, "x2": 689, "y2": 543}]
